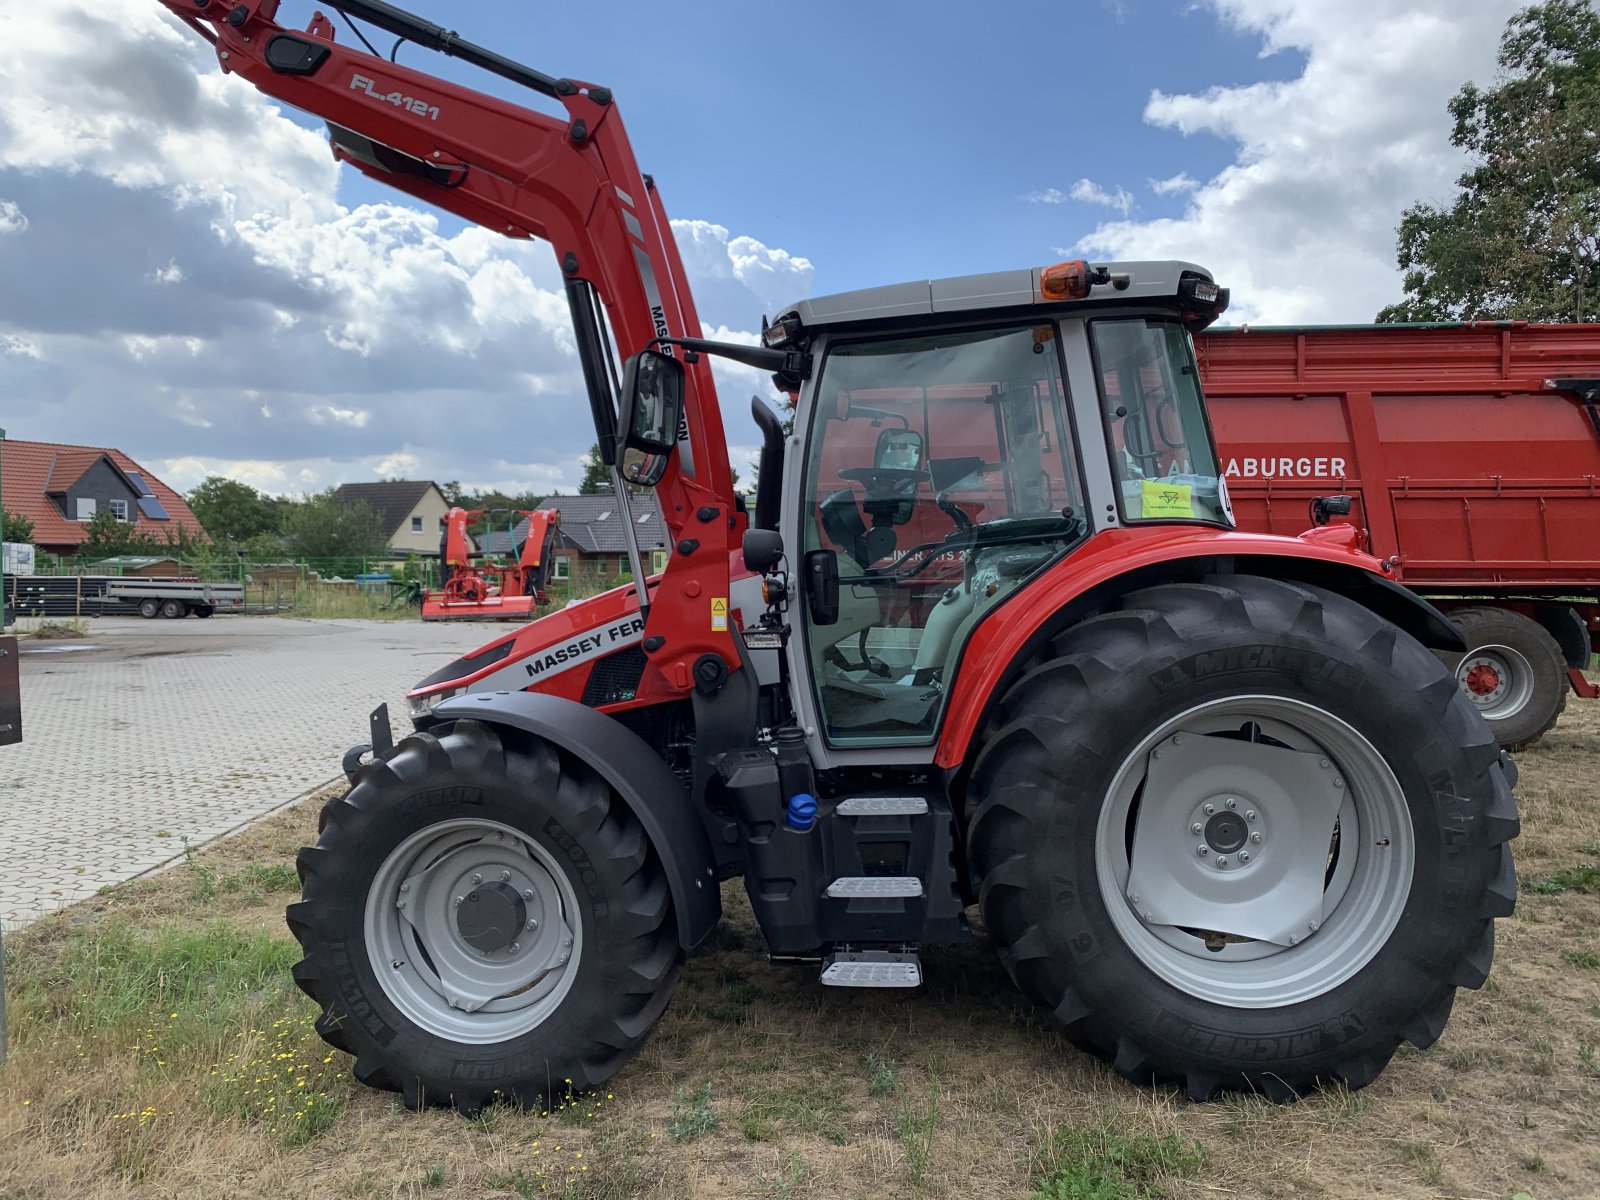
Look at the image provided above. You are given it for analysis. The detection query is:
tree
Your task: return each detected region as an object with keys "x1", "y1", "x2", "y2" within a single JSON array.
[
  {"x1": 2, "y1": 508, "x2": 33, "y2": 544},
  {"x1": 79, "y1": 508, "x2": 162, "y2": 562},
  {"x1": 578, "y1": 443, "x2": 612, "y2": 494},
  {"x1": 186, "y1": 476, "x2": 280, "y2": 544},
  {"x1": 1379, "y1": 1, "x2": 1600, "y2": 323},
  {"x1": 280, "y1": 490, "x2": 388, "y2": 562}
]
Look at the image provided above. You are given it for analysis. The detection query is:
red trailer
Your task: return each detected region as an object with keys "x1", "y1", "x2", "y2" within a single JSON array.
[{"x1": 1198, "y1": 322, "x2": 1600, "y2": 747}]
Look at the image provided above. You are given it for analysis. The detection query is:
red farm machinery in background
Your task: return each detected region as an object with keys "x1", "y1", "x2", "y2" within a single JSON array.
[
  {"x1": 158, "y1": 0, "x2": 1520, "y2": 1116},
  {"x1": 423, "y1": 506, "x2": 560, "y2": 622},
  {"x1": 1197, "y1": 322, "x2": 1600, "y2": 747}
]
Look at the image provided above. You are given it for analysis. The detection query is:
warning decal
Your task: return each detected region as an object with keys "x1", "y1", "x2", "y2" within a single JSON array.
[{"x1": 711, "y1": 596, "x2": 728, "y2": 632}]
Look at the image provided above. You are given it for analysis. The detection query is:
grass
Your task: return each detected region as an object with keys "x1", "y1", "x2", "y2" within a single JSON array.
[
  {"x1": 2, "y1": 689, "x2": 1599, "y2": 1197},
  {"x1": 19, "y1": 617, "x2": 91, "y2": 638}
]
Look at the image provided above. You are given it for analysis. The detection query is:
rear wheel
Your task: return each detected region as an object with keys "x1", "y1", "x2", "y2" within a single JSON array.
[
  {"x1": 193, "y1": 604, "x2": 213, "y2": 618},
  {"x1": 968, "y1": 575, "x2": 1517, "y2": 1099},
  {"x1": 1443, "y1": 606, "x2": 1566, "y2": 749},
  {"x1": 287, "y1": 720, "x2": 681, "y2": 1113},
  {"x1": 159, "y1": 599, "x2": 185, "y2": 619},
  {"x1": 138, "y1": 599, "x2": 160, "y2": 619}
]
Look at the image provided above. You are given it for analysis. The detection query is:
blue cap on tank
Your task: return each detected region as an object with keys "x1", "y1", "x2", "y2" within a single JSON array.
[{"x1": 785, "y1": 792, "x2": 817, "y2": 832}]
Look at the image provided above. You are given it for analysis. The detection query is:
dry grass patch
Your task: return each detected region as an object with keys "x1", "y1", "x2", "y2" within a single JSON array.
[{"x1": 3, "y1": 698, "x2": 1599, "y2": 1198}]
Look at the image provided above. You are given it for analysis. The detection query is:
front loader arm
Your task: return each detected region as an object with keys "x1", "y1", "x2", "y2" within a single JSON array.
[{"x1": 158, "y1": 0, "x2": 744, "y2": 687}]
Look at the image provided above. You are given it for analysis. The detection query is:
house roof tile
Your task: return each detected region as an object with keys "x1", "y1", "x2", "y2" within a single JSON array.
[
  {"x1": 1, "y1": 438, "x2": 207, "y2": 551},
  {"x1": 333, "y1": 481, "x2": 440, "y2": 538}
]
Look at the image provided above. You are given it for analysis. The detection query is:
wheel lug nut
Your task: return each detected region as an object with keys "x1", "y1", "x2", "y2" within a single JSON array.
[
  {"x1": 1191, "y1": 822, "x2": 1203, "y2": 835},
  {"x1": 509, "y1": 942, "x2": 520, "y2": 954},
  {"x1": 399, "y1": 883, "x2": 410, "y2": 892},
  {"x1": 500, "y1": 870, "x2": 511, "y2": 882},
  {"x1": 1216, "y1": 856, "x2": 1228, "y2": 867},
  {"x1": 1308, "y1": 920, "x2": 1319, "y2": 933},
  {"x1": 1319, "y1": 758, "x2": 1330, "y2": 768},
  {"x1": 1251, "y1": 832, "x2": 1263, "y2": 844},
  {"x1": 1246, "y1": 810, "x2": 1256, "y2": 821},
  {"x1": 522, "y1": 889, "x2": 535, "y2": 901},
  {"x1": 1334, "y1": 778, "x2": 1344, "y2": 789},
  {"x1": 1203, "y1": 803, "x2": 1215, "y2": 815},
  {"x1": 396, "y1": 899, "x2": 406, "y2": 909},
  {"x1": 472, "y1": 873, "x2": 483, "y2": 885},
  {"x1": 1142, "y1": 911, "x2": 1155, "y2": 922},
  {"x1": 1238, "y1": 851, "x2": 1250, "y2": 863},
  {"x1": 1197, "y1": 846, "x2": 1209, "y2": 856},
  {"x1": 1171, "y1": 734, "x2": 1183, "y2": 746},
  {"x1": 526, "y1": 918, "x2": 538, "y2": 930},
  {"x1": 1225, "y1": 798, "x2": 1237, "y2": 810},
  {"x1": 453, "y1": 895, "x2": 464, "y2": 907}
]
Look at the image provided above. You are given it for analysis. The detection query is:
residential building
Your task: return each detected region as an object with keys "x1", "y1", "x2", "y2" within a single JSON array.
[
  {"x1": 485, "y1": 492, "x2": 669, "y2": 585},
  {"x1": 0, "y1": 438, "x2": 206, "y2": 556},
  {"x1": 332, "y1": 481, "x2": 451, "y2": 557}
]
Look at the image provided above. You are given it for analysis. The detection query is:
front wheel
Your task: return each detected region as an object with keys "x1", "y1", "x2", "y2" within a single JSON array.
[
  {"x1": 968, "y1": 575, "x2": 1518, "y2": 1099},
  {"x1": 287, "y1": 720, "x2": 681, "y2": 1113}
]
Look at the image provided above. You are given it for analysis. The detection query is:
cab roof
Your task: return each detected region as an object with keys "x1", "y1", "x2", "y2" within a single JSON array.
[{"x1": 772, "y1": 260, "x2": 1214, "y2": 331}]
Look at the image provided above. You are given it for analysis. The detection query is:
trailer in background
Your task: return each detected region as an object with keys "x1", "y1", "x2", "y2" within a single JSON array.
[
  {"x1": 1198, "y1": 321, "x2": 1600, "y2": 747},
  {"x1": 3, "y1": 575, "x2": 245, "y2": 619}
]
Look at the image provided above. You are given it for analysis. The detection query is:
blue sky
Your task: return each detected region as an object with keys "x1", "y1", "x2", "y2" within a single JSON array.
[{"x1": 0, "y1": 0, "x2": 1526, "y2": 497}]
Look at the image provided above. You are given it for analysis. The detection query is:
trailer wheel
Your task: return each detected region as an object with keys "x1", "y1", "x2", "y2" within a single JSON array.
[
  {"x1": 138, "y1": 599, "x2": 160, "y2": 619},
  {"x1": 1442, "y1": 606, "x2": 1566, "y2": 750},
  {"x1": 193, "y1": 604, "x2": 213, "y2": 619},
  {"x1": 158, "y1": 599, "x2": 186, "y2": 619},
  {"x1": 967, "y1": 575, "x2": 1516, "y2": 1100},
  {"x1": 287, "y1": 719, "x2": 680, "y2": 1114}
]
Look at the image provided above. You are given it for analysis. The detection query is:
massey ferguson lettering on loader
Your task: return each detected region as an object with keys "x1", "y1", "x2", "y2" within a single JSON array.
[
  {"x1": 1197, "y1": 321, "x2": 1600, "y2": 749},
  {"x1": 160, "y1": 0, "x2": 1519, "y2": 1112}
]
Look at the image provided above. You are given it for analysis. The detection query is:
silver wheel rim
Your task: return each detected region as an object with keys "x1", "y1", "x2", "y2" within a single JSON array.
[
  {"x1": 1096, "y1": 696, "x2": 1414, "y2": 1009},
  {"x1": 1455, "y1": 643, "x2": 1534, "y2": 720},
  {"x1": 365, "y1": 818, "x2": 582, "y2": 1043}
]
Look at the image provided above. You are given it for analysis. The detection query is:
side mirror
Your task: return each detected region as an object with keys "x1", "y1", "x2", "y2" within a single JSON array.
[
  {"x1": 618, "y1": 350, "x2": 686, "y2": 487},
  {"x1": 804, "y1": 550, "x2": 839, "y2": 626},
  {"x1": 875, "y1": 428, "x2": 923, "y2": 471},
  {"x1": 742, "y1": 528, "x2": 784, "y2": 575}
]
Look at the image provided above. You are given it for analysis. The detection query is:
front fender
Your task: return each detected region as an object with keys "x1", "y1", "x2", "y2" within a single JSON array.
[{"x1": 432, "y1": 690, "x2": 720, "y2": 951}]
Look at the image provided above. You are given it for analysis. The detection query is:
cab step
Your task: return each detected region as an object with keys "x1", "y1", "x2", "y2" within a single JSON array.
[
  {"x1": 820, "y1": 950, "x2": 922, "y2": 988},
  {"x1": 826, "y1": 876, "x2": 924, "y2": 898},
  {"x1": 835, "y1": 796, "x2": 929, "y2": 816}
]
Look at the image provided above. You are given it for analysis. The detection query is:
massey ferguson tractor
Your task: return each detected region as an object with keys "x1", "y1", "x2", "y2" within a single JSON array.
[{"x1": 160, "y1": 0, "x2": 1519, "y2": 1112}]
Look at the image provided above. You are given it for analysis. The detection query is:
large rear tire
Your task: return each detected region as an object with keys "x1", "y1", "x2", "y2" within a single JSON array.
[
  {"x1": 967, "y1": 575, "x2": 1517, "y2": 1100},
  {"x1": 287, "y1": 719, "x2": 681, "y2": 1113},
  {"x1": 1442, "y1": 606, "x2": 1566, "y2": 750}
]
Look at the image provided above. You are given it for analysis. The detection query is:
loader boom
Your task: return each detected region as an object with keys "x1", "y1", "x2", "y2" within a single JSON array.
[{"x1": 158, "y1": 0, "x2": 742, "y2": 683}]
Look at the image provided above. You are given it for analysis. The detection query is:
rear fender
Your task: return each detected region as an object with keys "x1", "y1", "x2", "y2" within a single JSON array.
[
  {"x1": 432, "y1": 690, "x2": 720, "y2": 950},
  {"x1": 934, "y1": 526, "x2": 1467, "y2": 771}
]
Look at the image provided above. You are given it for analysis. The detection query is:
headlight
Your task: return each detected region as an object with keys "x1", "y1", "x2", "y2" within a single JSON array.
[{"x1": 407, "y1": 687, "x2": 460, "y2": 720}]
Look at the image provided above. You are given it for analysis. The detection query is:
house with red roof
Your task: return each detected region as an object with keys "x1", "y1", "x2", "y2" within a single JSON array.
[{"x1": 0, "y1": 439, "x2": 207, "y2": 556}]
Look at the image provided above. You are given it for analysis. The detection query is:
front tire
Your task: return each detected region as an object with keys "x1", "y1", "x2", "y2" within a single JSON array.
[
  {"x1": 968, "y1": 576, "x2": 1518, "y2": 1099},
  {"x1": 287, "y1": 719, "x2": 681, "y2": 1113},
  {"x1": 138, "y1": 599, "x2": 160, "y2": 619}
]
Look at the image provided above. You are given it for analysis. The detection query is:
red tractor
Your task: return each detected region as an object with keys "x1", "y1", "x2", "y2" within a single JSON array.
[
  {"x1": 162, "y1": 0, "x2": 1518, "y2": 1112},
  {"x1": 424, "y1": 507, "x2": 559, "y2": 621}
]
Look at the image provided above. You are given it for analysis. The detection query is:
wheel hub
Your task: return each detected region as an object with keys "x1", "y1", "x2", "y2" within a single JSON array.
[
  {"x1": 1203, "y1": 809, "x2": 1249, "y2": 855},
  {"x1": 456, "y1": 881, "x2": 528, "y2": 953},
  {"x1": 1464, "y1": 662, "x2": 1502, "y2": 698}
]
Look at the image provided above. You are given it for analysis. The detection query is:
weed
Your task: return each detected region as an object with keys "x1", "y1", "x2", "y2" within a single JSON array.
[
  {"x1": 667, "y1": 1083, "x2": 718, "y2": 1143},
  {"x1": 896, "y1": 1076, "x2": 940, "y2": 1190},
  {"x1": 1525, "y1": 862, "x2": 1599, "y2": 895},
  {"x1": 179, "y1": 835, "x2": 218, "y2": 900},
  {"x1": 864, "y1": 1051, "x2": 898, "y2": 1096},
  {"x1": 1519, "y1": 1152, "x2": 1547, "y2": 1173},
  {"x1": 1562, "y1": 949, "x2": 1598, "y2": 970},
  {"x1": 1397, "y1": 1141, "x2": 1444, "y2": 1187},
  {"x1": 1032, "y1": 1116, "x2": 1207, "y2": 1200},
  {"x1": 424, "y1": 1164, "x2": 445, "y2": 1188},
  {"x1": 26, "y1": 618, "x2": 89, "y2": 639},
  {"x1": 740, "y1": 1074, "x2": 850, "y2": 1144}
]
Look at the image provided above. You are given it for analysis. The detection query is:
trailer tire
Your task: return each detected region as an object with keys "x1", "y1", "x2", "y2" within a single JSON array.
[
  {"x1": 287, "y1": 719, "x2": 680, "y2": 1114},
  {"x1": 138, "y1": 599, "x2": 160, "y2": 619},
  {"x1": 193, "y1": 604, "x2": 213, "y2": 619},
  {"x1": 158, "y1": 599, "x2": 186, "y2": 619},
  {"x1": 967, "y1": 575, "x2": 1516, "y2": 1100},
  {"x1": 1442, "y1": 606, "x2": 1566, "y2": 749}
]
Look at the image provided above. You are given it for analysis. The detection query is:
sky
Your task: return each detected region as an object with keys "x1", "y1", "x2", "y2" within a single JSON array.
[{"x1": 0, "y1": 0, "x2": 1530, "y2": 499}]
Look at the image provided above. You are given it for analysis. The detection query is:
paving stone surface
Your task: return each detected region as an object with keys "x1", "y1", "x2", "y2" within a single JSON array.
[{"x1": 1, "y1": 615, "x2": 495, "y2": 927}]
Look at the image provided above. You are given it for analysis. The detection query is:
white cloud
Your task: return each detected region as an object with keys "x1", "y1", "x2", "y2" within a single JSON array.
[
  {"x1": 0, "y1": 0, "x2": 811, "y2": 498},
  {"x1": 1019, "y1": 188, "x2": 1067, "y2": 205},
  {"x1": 1069, "y1": 179, "x2": 1136, "y2": 216},
  {"x1": 1150, "y1": 172, "x2": 1199, "y2": 197},
  {"x1": 1072, "y1": 0, "x2": 1523, "y2": 323}
]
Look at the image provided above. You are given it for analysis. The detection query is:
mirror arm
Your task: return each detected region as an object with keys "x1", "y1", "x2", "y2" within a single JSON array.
[
  {"x1": 567, "y1": 278, "x2": 619, "y2": 466},
  {"x1": 657, "y1": 336, "x2": 812, "y2": 382}
]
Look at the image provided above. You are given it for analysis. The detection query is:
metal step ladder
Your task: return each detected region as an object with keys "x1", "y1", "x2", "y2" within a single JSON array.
[{"x1": 820, "y1": 949, "x2": 922, "y2": 988}]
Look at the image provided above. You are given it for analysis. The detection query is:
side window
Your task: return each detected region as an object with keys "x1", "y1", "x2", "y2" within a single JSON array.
[{"x1": 801, "y1": 324, "x2": 1087, "y2": 746}]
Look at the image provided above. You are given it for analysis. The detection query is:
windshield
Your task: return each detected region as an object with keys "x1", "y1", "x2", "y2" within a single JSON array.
[{"x1": 1092, "y1": 319, "x2": 1231, "y2": 527}]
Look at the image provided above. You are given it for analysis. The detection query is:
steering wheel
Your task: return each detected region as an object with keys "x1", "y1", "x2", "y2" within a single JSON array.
[{"x1": 837, "y1": 466, "x2": 927, "y2": 503}]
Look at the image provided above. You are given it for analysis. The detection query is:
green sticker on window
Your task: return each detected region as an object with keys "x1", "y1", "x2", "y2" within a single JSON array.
[{"x1": 1140, "y1": 479, "x2": 1194, "y2": 518}]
